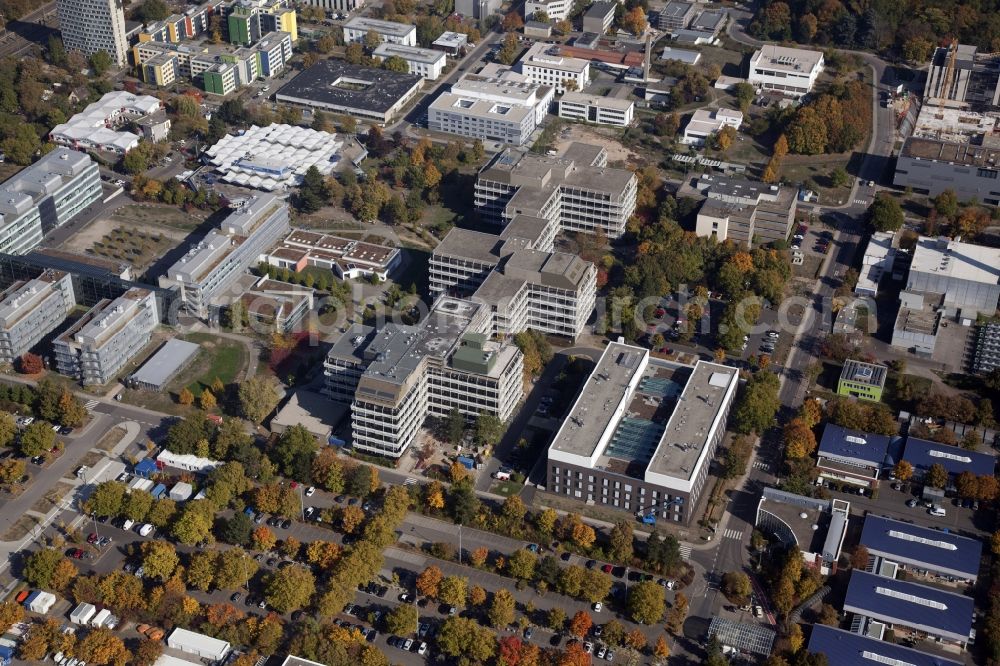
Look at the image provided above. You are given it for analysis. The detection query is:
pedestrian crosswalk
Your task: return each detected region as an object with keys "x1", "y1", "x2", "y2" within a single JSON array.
[
  {"x1": 723, "y1": 528, "x2": 743, "y2": 540},
  {"x1": 403, "y1": 478, "x2": 417, "y2": 486},
  {"x1": 84, "y1": 400, "x2": 99, "y2": 411},
  {"x1": 854, "y1": 199, "x2": 869, "y2": 206},
  {"x1": 678, "y1": 544, "x2": 692, "y2": 560},
  {"x1": 753, "y1": 460, "x2": 770, "y2": 471}
]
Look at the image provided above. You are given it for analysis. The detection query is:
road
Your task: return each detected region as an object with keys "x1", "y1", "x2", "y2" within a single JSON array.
[{"x1": 0, "y1": 1, "x2": 57, "y2": 59}]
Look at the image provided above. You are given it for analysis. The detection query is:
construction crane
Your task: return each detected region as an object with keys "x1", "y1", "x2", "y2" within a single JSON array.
[{"x1": 938, "y1": 38, "x2": 960, "y2": 115}]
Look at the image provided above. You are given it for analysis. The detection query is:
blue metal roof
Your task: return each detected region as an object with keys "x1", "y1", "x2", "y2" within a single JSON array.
[
  {"x1": 843, "y1": 571, "x2": 974, "y2": 643},
  {"x1": 860, "y1": 515, "x2": 982, "y2": 580},
  {"x1": 808, "y1": 625, "x2": 962, "y2": 666},
  {"x1": 817, "y1": 424, "x2": 893, "y2": 467},
  {"x1": 134, "y1": 459, "x2": 158, "y2": 477},
  {"x1": 903, "y1": 437, "x2": 996, "y2": 477}
]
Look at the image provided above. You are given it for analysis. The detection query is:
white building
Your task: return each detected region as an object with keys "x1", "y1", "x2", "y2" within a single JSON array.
[
  {"x1": 342, "y1": 17, "x2": 416, "y2": 45},
  {"x1": 557, "y1": 92, "x2": 634, "y2": 127},
  {"x1": 748, "y1": 45, "x2": 824, "y2": 98},
  {"x1": 523, "y1": 0, "x2": 571, "y2": 20},
  {"x1": 50, "y1": 91, "x2": 165, "y2": 154},
  {"x1": 428, "y1": 70, "x2": 554, "y2": 146},
  {"x1": 301, "y1": 0, "x2": 363, "y2": 13},
  {"x1": 57, "y1": 0, "x2": 129, "y2": 66},
  {"x1": 518, "y1": 42, "x2": 589, "y2": 94},
  {"x1": 53, "y1": 288, "x2": 159, "y2": 386},
  {"x1": 69, "y1": 603, "x2": 97, "y2": 625},
  {"x1": 159, "y1": 195, "x2": 290, "y2": 318},
  {"x1": 681, "y1": 107, "x2": 743, "y2": 145},
  {"x1": 0, "y1": 148, "x2": 101, "y2": 256},
  {"x1": 682, "y1": 174, "x2": 797, "y2": 247},
  {"x1": 905, "y1": 236, "x2": 1000, "y2": 319},
  {"x1": 856, "y1": 231, "x2": 895, "y2": 297},
  {"x1": 204, "y1": 123, "x2": 343, "y2": 191},
  {"x1": 167, "y1": 628, "x2": 231, "y2": 662},
  {"x1": 372, "y1": 43, "x2": 446, "y2": 80},
  {"x1": 0, "y1": 270, "x2": 76, "y2": 365},
  {"x1": 432, "y1": 31, "x2": 468, "y2": 55}
]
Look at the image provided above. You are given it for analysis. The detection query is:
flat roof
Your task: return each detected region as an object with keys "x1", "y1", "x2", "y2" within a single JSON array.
[
  {"x1": 843, "y1": 570, "x2": 975, "y2": 643},
  {"x1": 661, "y1": 1, "x2": 695, "y2": 18},
  {"x1": 275, "y1": 60, "x2": 422, "y2": 113},
  {"x1": 372, "y1": 42, "x2": 446, "y2": 65},
  {"x1": 751, "y1": 44, "x2": 824, "y2": 72},
  {"x1": 131, "y1": 339, "x2": 200, "y2": 387},
  {"x1": 585, "y1": 1, "x2": 615, "y2": 17},
  {"x1": 433, "y1": 31, "x2": 468, "y2": 47},
  {"x1": 560, "y1": 91, "x2": 634, "y2": 111},
  {"x1": 901, "y1": 135, "x2": 1000, "y2": 168},
  {"x1": 343, "y1": 16, "x2": 415, "y2": 37},
  {"x1": 0, "y1": 148, "x2": 95, "y2": 219},
  {"x1": 660, "y1": 46, "x2": 701, "y2": 63},
  {"x1": 903, "y1": 436, "x2": 996, "y2": 477},
  {"x1": 840, "y1": 359, "x2": 888, "y2": 388},
  {"x1": 808, "y1": 625, "x2": 962, "y2": 666},
  {"x1": 909, "y1": 236, "x2": 1000, "y2": 286},
  {"x1": 281, "y1": 657, "x2": 326, "y2": 666},
  {"x1": 430, "y1": 91, "x2": 535, "y2": 124},
  {"x1": 817, "y1": 424, "x2": 893, "y2": 468},
  {"x1": 757, "y1": 487, "x2": 836, "y2": 556},
  {"x1": 521, "y1": 42, "x2": 590, "y2": 74},
  {"x1": 860, "y1": 514, "x2": 982, "y2": 580}
]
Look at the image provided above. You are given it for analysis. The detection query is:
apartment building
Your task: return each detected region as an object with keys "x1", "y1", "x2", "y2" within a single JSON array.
[
  {"x1": 324, "y1": 297, "x2": 523, "y2": 457},
  {"x1": 372, "y1": 43, "x2": 446, "y2": 80},
  {"x1": 136, "y1": 0, "x2": 226, "y2": 42},
  {"x1": 547, "y1": 343, "x2": 739, "y2": 525},
  {"x1": 343, "y1": 17, "x2": 416, "y2": 45},
  {"x1": 56, "y1": 0, "x2": 129, "y2": 66},
  {"x1": 301, "y1": 0, "x2": 363, "y2": 13},
  {"x1": 523, "y1": 0, "x2": 572, "y2": 21},
  {"x1": 428, "y1": 70, "x2": 553, "y2": 146},
  {"x1": 224, "y1": 0, "x2": 297, "y2": 44},
  {"x1": 159, "y1": 195, "x2": 290, "y2": 318},
  {"x1": 430, "y1": 222, "x2": 597, "y2": 340},
  {"x1": 518, "y1": 42, "x2": 589, "y2": 93},
  {"x1": 0, "y1": 149, "x2": 101, "y2": 257},
  {"x1": 474, "y1": 142, "x2": 638, "y2": 238},
  {"x1": 53, "y1": 288, "x2": 158, "y2": 385},
  {"x1": 748, "y1": 45, "x2": 824, "y2": 98},
  {"x1": 682, "y1": 174, "x2": 797, "y2": 246},
  {"x1": 658, "y1": 0, "x2": 696, "y2": 30},
  {"x1": 0, "y1": 270, "x2": 76, "y2": 365},
  {"x1": 263, "y1": 228, "x2": 401, "y2": 281},
  {"x1": 50, "y1": 91, "x2": 164, "y2": 154},
  {"x1": 557, "y1": 92, "x2": 634, "y2": 127}
]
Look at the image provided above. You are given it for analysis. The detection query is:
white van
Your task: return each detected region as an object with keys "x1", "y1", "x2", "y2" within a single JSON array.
[
  {"x1": 929, "y1": 505, "x2": 946, "y2": 517},
  {"x1": 493, "y1": 469, "x2": 511, "y2": 481},
  {"x1": 121, "y1": 519, "x2": 134, "y2": 531},
  {"x1": 138, "y1": 523, "x2": 154, "y2": 537}
]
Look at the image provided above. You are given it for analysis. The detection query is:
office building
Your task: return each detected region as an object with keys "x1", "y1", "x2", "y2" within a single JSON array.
[
  {"x1": 681, "y1": 107, "x2": 743, "y2": 145},
  {"x1": 456, "y1": 0, "x2": 500, "y2": 20},
  {"x1": 324, "y1": 297, "x2": 523, "y2": 457},
  {"x1": 275, "y1": 59, "x2": 422, "y2": 125},
  {"x1": 428, "y1": 70, "x2": 553, "y2": 146},
  {"x1": 836, "y1": 359, "x2": 887, "y2": 402},
  {"x1": 754, "y1": 487, "x2": 849, "y2": 574},
  {"x1": 546, "y1": 343, "x2": 738, "y2": 525},
  {"x1": 433, "y1": 31, "x2": 468, "y2": 55},
  {"x1": 658, "y1": 0, "x2": 695, "y2": 31},
  {"x1": 159, "y1": 195, "x2": 290, "y2": 318},
  {"x1": 56, "y1": 0, "x2": 128, "y2": 66},
  {"x1": 843, "y1": 570, "x2": 975, "y2": 647},
  {"x1": 475, "y1": 142, "x2": 638, "y2": 239},
  {"x1": 856, "y1": 231, "x2": 895, "y2": 297},
  {"x1": 901, "y1": 436, "x2": 995, "y2": 481},
  {"x1": 53, "y1": 288, "x2": 158, "y2": 386},
  {"x1": 0, "y1": 149, "x2": 101, "y2": 256},
  {"x1": 748, "y1": 45, "x2": 824, "y2": 98},
  {"x1": 672, "y1": 9, "x2": 725, "y2": 44},
  {"x1": 894, "y1": 129, "x2": 1000, "y2": 203},
  {"x1": 557, "y1": 92, "x2": 634, "y2": 127},
  {"x1": 523, "y1": 0, "x2": 571, "y2": 21},
  {"x1": 430, "y1": 222, "x2": 597, "y2": 340},
  {"x1": 239, "y1": 277, "x2": 312, "y2": 333},
  {"x1": 0, "y1": 270, "x2": 76, "y2": 365},
  {"x1": 301, "y1": 0, "x2": 363, "y2": 13},
  {"x1": 518, "y1": 42, "x2": 589, "y2": 93},
  {"x1": 582, "y1": 2, "x2": 615, "y2": 34},
  {"x1": 924, "y1": 43, "x2": 1000, "y2": 109},
  {"x1": 372, "y1": 43, "x2": 446, "y2": 80},
  {"x1": 808, "y1": 626, "x2": 962, "y2": 666},
  {"x1": 859, "y1": 514, "x2": 982, "y2": 583},
  {"x1": 682, "y1": 174, "x2": 797, "y2": 246},
  {"x1": 343, "y1": 17, "x2": 416, "y2": 45},
  {"x1": 815, "y1": 424, "x2": 893, "y2": 489},
  {"x1": 50, "y1": 91, "x2": 164, "y2": 154},
  {"x1": 904, "y1": 236, "x2": 1000, "y2": 319},
  {"x1": 264, "y1": 228, "x2": 401, "y2": 281}
]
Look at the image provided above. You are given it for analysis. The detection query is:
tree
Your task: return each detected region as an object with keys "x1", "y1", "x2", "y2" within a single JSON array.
[
  {"x1": 620, "y1": 5, "x2": 647, "y2": 34},
  {"x1": 956, "y1": 471, "x2": 978, "y2": 498},
  {"x1": 19, "y1": 422, "x2": 55, "y2": 457},
  {"x1": 381, "y1": 55, "x2": 409, "y2": 72},
  {"x1": 501, "y1": 10, "x2": 523, "y2": 31},
  {"x1": 991, "y1": 530, "x2": 1000, "y2": 556},
  {"x1": 220, "y1": 512, "x2": 254, "y2": 546},
  {"x1": 784, "y1": 418, "x2": 817, "y2": 459},
  {"x1": 215, "y1": 548, "x2": 258, "y2": 590},
  {"x1": 135, "y1": 0, "x2": 169, "y2": 22},
  {"x1": 272, "y1": 424, "x2": 319, "y2": 481},
  {"x1": 654, "y1": 635, "x2": 671, "y2": 659},
  {"x1": 548, "y1": 606, "x2": 567, "y2": 631},
  {"x1": 265, "y1": 564, "x2": 315, "y2": 613},
  {"x1": 346, "y1": 464, "x2": 376, "y2": 498},
  {"x1": 251, "y1": 526, "x2": 277, "y2": 551},
  {"x1": 0, "y1": 458, "x2": 24, "y2": 484},
  {"x1": 141, "y1": 541, "x2": 179, "y2": 581},
  {"x1": 568, "y1": 610, "x2": 593, "y2": 637},
  {"x1": 50, "y1": 558, "x2": 78, "y2": 593},
  {"x1": 446, "y1": 406, "x2": 465, "y2": 444},
  {"x1": 733, "y1": 372, "x2": 781, "y2": 435},
  {"x1": 850, "y1": 544, "x2": 870, "y2": 569},
  {"x1": 385, "y1": 603, "x2": 418, "y2": 634},
  {"x1": 608, "y1": 520, "x2": 634, "y2": 562},
  {"x1": 416, "y1": 565, "x2": 443, "y2": 598},
  {"x1": 0, "y1": 413, "x2": 13, "y2": 449},
  {"x1": 507, "y1": 548, "x2": 537, "y2": 580},
  {"x1": 185, "y1": 551, "x2": 218, "y2": 591},
  {"x1": 536, "y1": 508, "x2": 558, "y2": 535},
  {"x1": 892, "y1": 460, "x2": 913, "y2": 482},
  {"x1": 721, "y1": 571, "x2": 752, "y2": 602},
  {"x1": 75, "y1": 627, "x2": 128, "y2": 666},
  {"x1": 714, "y1": 125, "x2": 737, "y2": 152},
  {"x1": 437, "y1": 575, "x2": 468, "y2": 607},
  {"x1": 171, "y1": 500, "x2": 214, "y2": 545},
  {"x1": 340, "y1": 505, "x2": 365, "y2": 533},
  {"x1": 925, "y1": 463, "x2": 949, "y2": 489},
  {"x1": 627, "y1": 580, "x2": 665, "y2": 624},
  {"x1": 199, "y1": 389, "x2": 217, "y2": 410},
  {"x1": 830, "y1": 167, "x2": 850, "y2": 188},
  {"x1": 25, "y1": 548, "x2": 63, "y2": 589},
  {"x1": 122, "y1": 490, "x2": 153, "y2": 522},
  {"x1": 19, "y1": 353, "x2": 42, "y2": 374},
  {"x1": 469, "y1": 585, "x2": 488, "y2": 606},
  {"x1": 666, "y1": 592, "x2": 687, "y2": 633},
  {"x1": 734, "y1": 82, "x2": 755, "y2": 112},
  {"x1": 488, "y1": 588, "x2": 516, "y2": 627},
  {"x1": 437, "y1": 617, "x2": 496, "y2": 662},
  {"x1": 238, "y1": 376, "x2": 280, "y2": 424},
  {"x1": 786, "y1": 107, "x2": 827, "y2": 155},
  {"x1": 0, "y1": 601, "x2": 23, "y2": 634},
  {"x1": 178, "y1": 388, "x2": 194, "y2": 405},
  {"x1": 867, "y1": 193, "x2": 904, "y2": 232}
]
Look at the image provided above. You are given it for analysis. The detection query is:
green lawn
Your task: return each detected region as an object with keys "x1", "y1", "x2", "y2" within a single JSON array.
[{"x1": 180, "y1": 333, "x2": 245, "y2": 395}]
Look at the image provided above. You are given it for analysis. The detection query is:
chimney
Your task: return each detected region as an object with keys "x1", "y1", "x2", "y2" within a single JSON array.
[{"x1": 644, "y1": 33, "x2": 651, "y2": 82}]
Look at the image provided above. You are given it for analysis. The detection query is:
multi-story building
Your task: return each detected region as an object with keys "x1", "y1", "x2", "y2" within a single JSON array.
[
  {"x1": 239, "y1": 277, "x2": 312, "y2": 333},
  {"x1": 523, "y1": 0, "x2": 571, "y2": 21},
  {"x1": 372, "y1": 43, "x2": 446, "y2": 80},
  {"x1": 430, "y1": 221, "x2": 597, "y2": 340},
  {"x1": 815, "y1": 423, "x2": 892, "y2": 490},
  {"x1": 658, "y1": 0, "x2": 695, "y2": 31},
  {"x1": 53, "y1": 288, "x2": 158, "y2": 385},
  {"x1": 557, "y1": 92, "x2": 634, "y2": 127},
  {"x1": 474, "y1": 142, "x2": 638, "y2": 239},
  {"x1": 159, "y1": 195, "x2": 290, "y2": 318},
  {"x1": 0, "y1": 149, "x2": 101, "y2": 256},
  {"x1": 924, "y1": 43, "x2": 1000, "y2": 109},
  {"x1": 301, "y1": 0, "x2": 363, "y2": 13},
  {"x1": 456, "y1": 0, "x2": 500, "y2": 20},
  {"x1": 748, "y1": 45, "x2": 824, "y2": 98},
  {"x1": 432, "y1": 31, "x2": 468, "y2": 55},
  {"x1": 134, "y1": 34, "x2": 289, "y2": 93},
  {"x1": 681, "y1": 107, "x2": 743, "y2": 145},
  {"x1": 343, "y1": 17, "x2": 416, "y2": 45},
  {"x1": 903, "y1": 236, "x2": 1000, "y2": 318},
  {"x1": 225, "y1": 0, "x2": 297, "y2": 44},
  {"x1": 856, "y1": 231, "x2": 895, "y2": 297},
  {"x1": 859, "y1": 514, "x2": 982, "y2": 584},
  {"x1": 254, "y1": 31, "x2": 293, "y2": 77},
  {"x1": 836, "y1": 359, "x2": 887, "y2": 402},
  {"x1": 50, "y1": 91, "x2": 165, "y2": 154},
  {"x1": 582, "y1": 1, "x2": 615, "y2": 33},
  {"x1": 428, "y1": 70, "x2": 553, "y2": 146},
  {"x1": 0, "y1": 270, "x2": 76, "y2": 365},
  {"x1": 56, "y1": 0, "x2": 128, "y2": 66},
  {"x1": 755, "y1": 487, "x2": 850, "y2": 574},
  {"x1": 518, "y1": 42, "x2": 589, "y2": 93},
  {"x1": 136, "y1": 0, "x2": 226, "y2": 43},
  {"x1": 682, "y1": 174, "x2": 797, "y2": 246},
  {"x1": 263, "y1": 228, "x2": 401, "y2": 281},
  {"x1": 893, "y1": 134, "x2": 1000, "y2": 203},
  {"x1": 324, "y1": 297, "x2": 523, "y2": 457},
  {"x1": 546, "y1": 343, "x2": 739, "y2": 525}
]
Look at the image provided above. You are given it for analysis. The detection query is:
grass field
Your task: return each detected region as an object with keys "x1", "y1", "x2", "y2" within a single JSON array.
[
  {"x1": 181, "y1": 332, "x2": 245, "y2": 396},
  {"x1": 109, "y1": 203, "x2": 209, "y2": 231},
  {"x1": 88, "y1": 226, "x2": 175, "y2": 272}
]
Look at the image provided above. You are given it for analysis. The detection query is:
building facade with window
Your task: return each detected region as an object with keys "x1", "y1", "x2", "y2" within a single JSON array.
[{"x1": 0, "y1": 270, "x2": 76, "y2": 365}]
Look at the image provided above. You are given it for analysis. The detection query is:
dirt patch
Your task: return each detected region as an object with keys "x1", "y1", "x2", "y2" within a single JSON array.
[
  {"x1": 34, "y1": 481, "x2": 75, "y2": 514},
  {"x1": 86, "y1": 226, "x2": 176, "y2": 273},
  {"x1": 95, "y1": 426, "x2": 128, "y2": 453},
  {"x1": 78, "y1": 451, "x2": 105, "y2": 470},
  {"x1": 2, "y1": 515, "x2": 38, "y2": 541},
  {"x1": 552, "y1": 124, "x2": 641, "y2": 164},
  {"x1": 109, "y1": 203, "x2": 210, "y2": 232}
]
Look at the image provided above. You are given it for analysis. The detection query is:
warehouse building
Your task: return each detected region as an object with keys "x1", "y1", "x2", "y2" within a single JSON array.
[
  {"x1": 167, "y1": 628, "x2": 231, "y2": 661},
  {"x1": 859, "y1": 514, "x2": 982, "y2": 583},
  {"x1": 903, "y1": 236, "x2": 1000, "y2": 319},
  {"x1": 129, "y1": 338, "x2": 201, "y2": 391},
  {"x1": 0, "y1": 270, "x2": 76, "y2": 365},
  {"x1": 901, "y1": 436, "x2": 996, "y2": 481},
  {"x1": 855, "y1": 231, "x2": 895, "y2": 297},
  {"x1": 546, "y1": 343, "x2": 738, "y2": 525}
]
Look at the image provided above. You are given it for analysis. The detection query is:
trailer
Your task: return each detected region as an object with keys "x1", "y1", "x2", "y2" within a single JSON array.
[
  {"x1": 69, "y1": 602, "x2": 96, "y2": 625},
  {"x1": 25, "y1": 590, "x2": 56, "y2": 614}
]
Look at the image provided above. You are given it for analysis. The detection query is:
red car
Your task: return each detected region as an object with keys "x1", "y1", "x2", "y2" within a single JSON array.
[
  {"x1": 87, "y1": 533, "x2": 98, "y2": 544},
  {"x1": 70, "y1": 549, "x2": 84, "y2": 559},
  {"x1": 601, "y1": 564, "x2": 613, "y2": 574},
  {"x1": 654, "y1": 308, "x2": 666, "y2": 317}
]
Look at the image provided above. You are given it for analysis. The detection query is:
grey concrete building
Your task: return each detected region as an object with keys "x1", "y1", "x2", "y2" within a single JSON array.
[
  {"x1": 57, "y1": 0, "x2": 129, "y2": 66},
  {"x1": 456, "y1": 0, "x2": 500, "y2": 20},
  {"x1": 924, "y1": 43, "x2": 1000, "y2": 109},
  {"x1": 681, "y1": 174, "x2": 797, "y2": 246},
  {"x1": 0, "y1": 270, "x2": 76, "y2": 365},
  {"x1": 893, "y1": 135, "x2": 1000, "y2": 204},
  {"x1": 905, "y1": 236, "x2": 1000, "y2": 318},
  {"x1": 582, "y1": 1, "x2": 615, "y2": 34},
  {"x1": 53, "y1": 287, "x2": 158, "y2": 386},
  {"x1": 657, "y1": 0, "x2": 695, "y2": 31}
]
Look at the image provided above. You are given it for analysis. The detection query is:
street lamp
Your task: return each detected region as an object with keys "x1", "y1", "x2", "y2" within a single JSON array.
[{"x1": 458, "y1": 522, "x2": 463, "y2": 566}]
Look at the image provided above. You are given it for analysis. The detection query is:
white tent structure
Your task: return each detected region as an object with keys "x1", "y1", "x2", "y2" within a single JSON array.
[{"x1": 167, "y1": 628, "x2": 231, "y2": 661}]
